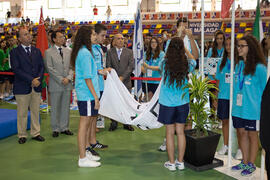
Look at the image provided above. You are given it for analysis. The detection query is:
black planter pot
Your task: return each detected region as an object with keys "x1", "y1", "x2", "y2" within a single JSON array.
[{"x1": 184, "y1": 129, "x2": 221, "y2": 167}]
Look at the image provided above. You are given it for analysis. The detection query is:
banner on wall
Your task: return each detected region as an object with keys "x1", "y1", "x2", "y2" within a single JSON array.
[{"x1": 189, "y1": 22, "x2": 222, "y2": 34}]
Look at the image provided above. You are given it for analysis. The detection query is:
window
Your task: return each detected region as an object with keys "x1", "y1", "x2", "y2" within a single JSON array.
[
  {"x1": 48, "y1": 0, "x2": 62, "y2": 9},
  {"x1": 160, "y1": 0, "x2": 180, "y2": 4},
  {"x1": 66, "y1": 0, "x2": 82, "y2": 8},
  {"x1": 26, "y1": 0, "x2": 41, "y2": 10},
  {"x1": 111, "y1": 0, "x2": 128, "y2": 6},
  {"x1": 91, "y1": 0, "x2": 107, "y2": 7}
]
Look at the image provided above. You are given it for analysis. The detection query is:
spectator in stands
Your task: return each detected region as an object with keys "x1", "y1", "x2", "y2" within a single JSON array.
[
  {"x1": 106, "y1": 33, "x2": 135, "y2": 131},
  {"x1": 44, "y1": 30, "x2": 74, "y2": 138},
  {"x1": 0, "y1": 40, "x2": 11, "y2": 99},
  {"x1": 231, "y1": 35, "x2": 267, "y2": 176},
  {"x1": 70, "y1": 25, "x2": 101, "y2": 168},
  {"x1": 6, "y1": 9, "x2": 11, "y2": 19},
  {"x1": 144, "y1": 33, "x2": 152, "y2": 51},
  {"x1": 157, "y1": 36, "x2": 164, "y2": 50},
  {"x1": 10, "y1": 28, "x2": 45, "y2": 144}
]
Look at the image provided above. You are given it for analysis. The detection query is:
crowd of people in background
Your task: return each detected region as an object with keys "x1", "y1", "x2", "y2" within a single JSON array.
[{"x1": 0, "y1": 15, "x2": 269, "y2": 178}]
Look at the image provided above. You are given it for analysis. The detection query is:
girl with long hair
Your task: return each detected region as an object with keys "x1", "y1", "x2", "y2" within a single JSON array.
[
  {"x1": 231, "y1": 35, "x2": 267, "y2": 176},
  {"x1": 141, "y1": 37, "x2": 165, "y2": 101},
  {"x1": 207, "y1": 30, "x2": 225, "y2": 116},
  {"x1": 216, "y1": 37, "x2": 242, "y2": 159},
  {"x1": 70, "y1": 25, "x2": 101, "y2": 168},
  {"x1": 157, "y1": 37, "x2": 196, "y2": 171}
]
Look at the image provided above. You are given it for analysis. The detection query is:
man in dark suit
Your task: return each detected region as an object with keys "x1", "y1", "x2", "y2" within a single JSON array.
[
  {"x1": 260, "y1": 77, "x2": 270, "y2": 179},
  {"x1": 106, "y1": 33, "x2": 134, "y2": 131},
  {"x1": 10, "y1": 28, "x2": 45, "y2": 144},
  {"x1": 44, "y1": 31, "x2": 73, "y2": 138}
]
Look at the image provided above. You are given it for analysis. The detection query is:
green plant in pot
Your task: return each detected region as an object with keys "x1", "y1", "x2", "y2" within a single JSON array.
[{"x1": 182, "y1": 74, "x2": 222, "y2": 169}]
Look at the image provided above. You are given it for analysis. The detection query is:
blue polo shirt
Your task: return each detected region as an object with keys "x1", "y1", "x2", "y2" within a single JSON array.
[
  {"x1": 158, "y1": 59, "x2": 196, "y2": 107},
  {"x1": 216, "y1": 57, "x2": 231, "y2": 100},
  {"x1": 232, "y1": 61, "x2": 267, "y2": 120},
  {"x1": 143, "y1": 51, "x2": 165, "y2": 84},
  {"x1": 92, "y1": 44, "x2": 104, "y2": 91},
  {"x1": 75, "y1": 46, "x2": 100, "y2": 101}
]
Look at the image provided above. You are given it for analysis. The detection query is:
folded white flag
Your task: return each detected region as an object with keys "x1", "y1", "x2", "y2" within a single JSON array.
[{"x1": 99, "y1": 69, "x2": 163, "y2": 130}]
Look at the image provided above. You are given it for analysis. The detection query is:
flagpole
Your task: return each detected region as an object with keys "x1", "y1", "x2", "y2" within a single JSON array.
[
  {"x1": 201, "y1": 0, "x2": 205, "y2": 78},
  {"x1": 228, "y1": 0, "x2": 235, "y2": 168}
]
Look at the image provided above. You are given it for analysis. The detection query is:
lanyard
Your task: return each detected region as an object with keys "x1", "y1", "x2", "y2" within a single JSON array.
[
  {"x1": 94, "y1": 45, "x2": 103, "y2": 67},
  {"x1": 217, "y1": 48, "x2": 224, "y2": 58},
  {"x1": 226, "y1": 58, "x2": 231, "y2": 71},
  {"x1": 238, "y1": 62, "x2": 245, "y2": 90}
]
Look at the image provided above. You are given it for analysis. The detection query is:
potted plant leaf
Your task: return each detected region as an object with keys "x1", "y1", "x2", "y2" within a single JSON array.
[{"x1": 182, "y1": 74, "x2": 221, "y2": 169}]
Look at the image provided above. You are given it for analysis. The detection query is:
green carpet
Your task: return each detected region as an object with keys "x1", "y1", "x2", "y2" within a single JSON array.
[{"x1": 0, "y1": 102, "x2": 236, "y2": 180}]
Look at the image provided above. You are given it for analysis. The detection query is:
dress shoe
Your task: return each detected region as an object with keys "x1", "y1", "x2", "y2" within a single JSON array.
[
  {"x1": 32, "y1": 135, "x2": 45, "y2": 142},
  {"x1": 123, "y1": 125, "x2": 134, "y2": 131},
  {"x1": 108, "y1": 122, "x2": 118, "y2": 131},
  {"x1": 18, "y1": 137, "x2": 27, "y2": 144},
  {"x1": 52, "y1": 131, "x2": 59, "y2": 137},
  {"x1": 61, "y1": 130, "x2": 73, "y2": 135}
]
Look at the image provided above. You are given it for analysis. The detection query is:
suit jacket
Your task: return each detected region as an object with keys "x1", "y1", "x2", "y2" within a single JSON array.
[
  {"x1": 106, "y1": 47, "x2": 134, "y2": 90},
  {"x1": 260, "y1": 78, "x2": 270, "y2": 151},
  {"x1": 44, "y1": 46, "x2": 73, "y2": 92},
  {"x1": 10, "y1": 45, "x2": 44, "y2": 95}
]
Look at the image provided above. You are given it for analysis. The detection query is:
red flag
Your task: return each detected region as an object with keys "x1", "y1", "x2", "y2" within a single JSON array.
[
  {"x1": 36, "y1": 7, "x2": 48, "y2": 57},
  {"x1": 221, "y1": 0, "x2": 234, "y2": 18}
]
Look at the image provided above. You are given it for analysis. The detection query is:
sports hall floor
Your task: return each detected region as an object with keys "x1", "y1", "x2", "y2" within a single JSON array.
[{"x1": 1, "y1": 102, "x2": 263, "y2": 180}]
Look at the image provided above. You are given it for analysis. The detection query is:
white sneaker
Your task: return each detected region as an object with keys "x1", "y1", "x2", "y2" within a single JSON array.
[
  {"x1": 218, "y1": 145, "x2": 228, "y2": 155},
  {"x1": 78, "y1": 157, "x2": 101, "y2": 167},
  {"x1": 86, "y1": 150, "x2": 101, "y2": 161},
  {"x1": 158, "y1": 138, "x2": 166, "y2": 152},
  {"x1": 164, "y1": 161, "x2": 176, "y2": 171},
  {"x1": 235, "y1": 149, "x2": 243, "y2": 160},
  {"x1": 175, "y1": 160, "x2": 185, "y2": 170}
]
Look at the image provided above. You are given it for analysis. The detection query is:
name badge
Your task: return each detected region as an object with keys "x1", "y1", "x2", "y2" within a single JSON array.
[
  {"x1": 236, "y1": 94, "x2": 243, "y2": 106},
  {"x1": 225, "y1": 73, "x2": 231, "y2": 83},
  {"x1": 147, "y1": 69, "x2": 152, "y2": 77},
  {"x1": 245, "y1": 80, "x2": 251, "y2": 85}
]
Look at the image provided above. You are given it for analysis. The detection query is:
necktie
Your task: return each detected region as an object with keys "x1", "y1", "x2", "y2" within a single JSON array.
[
  {"x1": 25, "y1": 47, "x2": 31, "y2": 56},
  {"x1": 117, "y1": 49, "x2": 121, "y2": 60},
  {"x1": 59, "y1": 48, "x2": 63, "y2": 58}
]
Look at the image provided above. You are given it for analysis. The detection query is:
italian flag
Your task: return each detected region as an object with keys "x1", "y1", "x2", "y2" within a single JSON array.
[{"x1": 252, "y1": 0, "x2": 264, "y2": 42}]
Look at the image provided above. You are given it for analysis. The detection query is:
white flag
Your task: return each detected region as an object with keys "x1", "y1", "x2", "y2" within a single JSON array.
[{"x1": 133, "y1": 1, "x2": 144, "y2": 98}]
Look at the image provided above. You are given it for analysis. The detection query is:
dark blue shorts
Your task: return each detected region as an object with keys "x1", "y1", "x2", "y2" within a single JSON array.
[
  {"x1": 142, "y1": 83, "x2": 159, "y2": 94},
  {"x1": 158, "y1": 103, "x2": 189, "y2": 125},
  {"x1": 232, "y1": 116, "x2": 259, "y2": 131},
  {"x1": 217, "y1": 99, "x2": 229, "y2": 120},
  {"x1": 77, "y1": 100, "x2": 98, "y2": 117}
]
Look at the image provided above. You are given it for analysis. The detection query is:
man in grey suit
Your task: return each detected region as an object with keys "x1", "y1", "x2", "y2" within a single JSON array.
[
  {"x1": 106, "y1": 33, "x2": 135, "y2": 131},
  {"x1": 44, "y1": 31, "x2": 73, "y2": 137}
]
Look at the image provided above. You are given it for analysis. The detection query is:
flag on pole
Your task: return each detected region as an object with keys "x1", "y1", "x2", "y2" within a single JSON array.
[
  {"x1": 36, "y1": 7, "x2": 49, "y2": 101},
  {"x1": 36, "y1": 7, "x2": 48, "y2": 57},
  {"x1": 221, "y1": 0, "x2": 234, "y2": 18},
  {"x1": 133, "y1": 1, "x2": 144, "y2": 98},
  {"x1": 253, "y1": 0, "x2": 264, "y2": 42}
]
